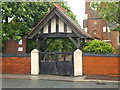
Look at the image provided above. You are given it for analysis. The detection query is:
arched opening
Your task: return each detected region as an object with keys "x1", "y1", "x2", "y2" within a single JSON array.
[{"x1": 92, "y1": 30, "x2": 101, "y2": 39}]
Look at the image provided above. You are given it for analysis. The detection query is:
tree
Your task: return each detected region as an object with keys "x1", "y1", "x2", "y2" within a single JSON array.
[
  {"x1": 1, "y1": 2, "x2": 78, "y2": 53},
  {"x1": 2, "y1": 2, "x2": 78, "y2": 41},
  {"x1": 83, "y1": 39, "x2": 115, "y2": 53},
  {"x1": 47, "y1": 39, "x2": 76, "y2": 52},
  {"x1": 2, "y1": 2, "x2": 52, "y2": 41},
  {"x1": 91, "y1": 1, "x2": 120, "y2": 32}
]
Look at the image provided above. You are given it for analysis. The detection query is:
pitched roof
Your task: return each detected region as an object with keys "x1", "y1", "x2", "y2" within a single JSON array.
[
  {"x1": 109, "y1": 22, "x2": 119, "y2": 29},
  {"x1": 26, "y1": 3, "x2": 92, "y2": 39}
]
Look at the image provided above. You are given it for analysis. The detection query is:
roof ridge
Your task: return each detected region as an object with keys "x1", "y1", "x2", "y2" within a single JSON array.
[
  {"x1": 56, "y1": 8, "x2": 92, "y2": 38},
  {"x1": 54, "y1": 3, "x2": 66, "y2": 13}
]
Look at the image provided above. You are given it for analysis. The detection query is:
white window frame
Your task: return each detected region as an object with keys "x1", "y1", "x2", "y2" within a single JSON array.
[
  {"x1": 18, "y1": 40, "x2": 22, "y2": 45},
  {"x1": 18, "y1": 47, "x2": 23, "y2": 51}
]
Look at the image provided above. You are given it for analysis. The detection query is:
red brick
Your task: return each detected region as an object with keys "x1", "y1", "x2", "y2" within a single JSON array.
[
  {"x1": 83, "y1": 56, "x2": 120, "y2": 76},
  {"x1": 1, "y1": 57, "x2": 31, "y2": 74}
]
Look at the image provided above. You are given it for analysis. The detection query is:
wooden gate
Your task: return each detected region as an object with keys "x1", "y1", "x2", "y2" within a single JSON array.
[
  {"x1": 26, "y1": 4, "x2": 92, "y2": 76},
  {"x1": 40, "y1": 52, "x2": 74, "y2": 76}
]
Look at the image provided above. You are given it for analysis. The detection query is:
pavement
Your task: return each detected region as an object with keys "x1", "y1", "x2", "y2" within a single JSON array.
[
  {"x1": 1, "y1": 74, "x2": 120, "y2": 83},
  {"x1": 2, "y1": 79, "x2": 119, "y2": 88}
]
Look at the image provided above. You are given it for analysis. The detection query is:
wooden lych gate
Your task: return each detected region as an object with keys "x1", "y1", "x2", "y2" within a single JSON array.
[
  {"x1": 40, "y1": 52, "x2": 74, "y2": 75},
  {"x1": 26, "y1": 3, "x2": 91, "y2": 76}
]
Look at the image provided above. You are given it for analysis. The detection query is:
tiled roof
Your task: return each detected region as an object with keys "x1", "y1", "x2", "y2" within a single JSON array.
[
  {"x1": 109, "y1": 22, "x2": 119, "y2": 29},
  {"x1": 56, "y1": 6, "x2": 91, "y2": 38}
]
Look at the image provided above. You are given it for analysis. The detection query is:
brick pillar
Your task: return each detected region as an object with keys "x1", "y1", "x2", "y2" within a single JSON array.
[{"x1": 111, "y1": 31, "x2": 119, "y2": 52}]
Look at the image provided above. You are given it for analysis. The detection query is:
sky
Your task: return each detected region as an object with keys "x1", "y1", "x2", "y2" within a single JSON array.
[{"x1": 65, "y1": 0, "x2": 85, "y2": 28}]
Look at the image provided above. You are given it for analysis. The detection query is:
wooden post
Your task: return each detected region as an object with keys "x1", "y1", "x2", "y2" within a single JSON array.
[{"x1": 36, "y1": 38, "x2": 41, "y2": 49}]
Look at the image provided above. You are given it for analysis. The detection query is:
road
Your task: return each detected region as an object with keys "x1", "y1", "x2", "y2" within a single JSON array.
[{"x1": 1, "y1": 79, "x2": 119, "y2": 88}]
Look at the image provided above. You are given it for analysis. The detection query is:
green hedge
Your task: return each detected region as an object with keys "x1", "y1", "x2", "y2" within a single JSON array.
[{"x1": 83, "y1": 39, "x2": 115, "y2": 53}]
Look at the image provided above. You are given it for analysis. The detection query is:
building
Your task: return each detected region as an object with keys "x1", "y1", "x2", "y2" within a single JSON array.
[
  {"x1": 83, "y1": 1, "x2": 120, "y2": 52},
  {"x1": 3, "y1": 38, "x2": 26, "y2": 54}
]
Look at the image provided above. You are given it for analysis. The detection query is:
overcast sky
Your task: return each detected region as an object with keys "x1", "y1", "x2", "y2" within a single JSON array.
[{"x1": 65, "y1": 0, "x2": 85, "y2": 28}]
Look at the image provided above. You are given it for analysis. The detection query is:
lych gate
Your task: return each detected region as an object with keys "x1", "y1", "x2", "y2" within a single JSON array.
[{"x1": 26, "y1": 4, "x2": 91, "y2": 76}]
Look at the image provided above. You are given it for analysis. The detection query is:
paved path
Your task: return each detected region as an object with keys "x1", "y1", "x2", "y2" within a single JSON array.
[
  {"x1": 1, "y1": 74, "x2": 85, "y2": 82},
  {"x1": 86, "y1": 75, "x2": 120, "y2": 81},
  {"x1": 1, "y1": 74, "x2": 120, "y2": 83},
  {"x1": 1, "y1": 79, "x2": 119, "y2": 88}
]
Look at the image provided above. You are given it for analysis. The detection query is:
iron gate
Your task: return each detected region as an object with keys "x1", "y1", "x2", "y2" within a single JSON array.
[{"x1": 40, "y1": 52, "x2": 74, "y2": 76}]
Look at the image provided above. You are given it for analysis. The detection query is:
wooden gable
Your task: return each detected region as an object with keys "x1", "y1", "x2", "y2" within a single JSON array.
[
  {"x1": 26, "y1": 4, "x2": 92, "y2": 39},
  {"x1": 39, "y1": 15, "x2": 72, "y2": 34}
]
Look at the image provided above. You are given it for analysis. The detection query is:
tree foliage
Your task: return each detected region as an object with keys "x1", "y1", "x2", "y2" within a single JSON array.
[
  {"x1": 83, "y1": 39, "x2": 115, "y2": 53},
  {"x1": 47, "y1": 39, "x2": 76, "y2": 52},
  {"x1": 1, "y1": 2, "x2": 79, "y2": 53},
  {"x1": 91, "y1": 1, "x2": 120, "y2": 31},
  {"x1": 2, "y1": 2, "x2": 78, "y2": 41}
]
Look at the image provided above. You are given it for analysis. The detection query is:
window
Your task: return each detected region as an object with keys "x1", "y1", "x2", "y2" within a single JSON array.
[
  {"x1": 94, "y1": 21, "x2": 97, "y2": 25},
  {"x1": 93, "y1": 30, "x2": 98, "y2": 35},
  {"x1": 107, "y1": 27, "x2": 110, "y2": 32},
  {"x1": 117, "y1": 34, "x2": 120, "y2": 47},
  {"x1": 18, "y1": 47, "x2": 23, "y2": 51},
  {"x1": 18, "y1": 40, "x2": 22, "y2": 45},
  {"x1": 94, "y1": 32, "x2": 97, "y2": 35},
  {"x1": 84, "y1": 28, "x2": 88, "y2": 32},
  {"x1": 103, "y1": 27, "x2": 106, "y2": 32}
]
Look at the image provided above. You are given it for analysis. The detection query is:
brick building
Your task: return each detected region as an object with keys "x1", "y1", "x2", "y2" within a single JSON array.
[
  {"x1": 3, "y1": 38, "x2": 26, "y2": 54},
  {"x1": 83, "y1": 1, "x2": 120, "y2": 52}
]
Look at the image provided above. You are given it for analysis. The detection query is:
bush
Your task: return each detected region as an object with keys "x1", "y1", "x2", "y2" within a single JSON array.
[{"x1": 83, "y1": 39, "x2": 115, "y2": 53}]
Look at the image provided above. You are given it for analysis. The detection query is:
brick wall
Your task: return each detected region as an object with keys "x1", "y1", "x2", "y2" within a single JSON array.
[
  {"x1": 83, "y1": 53, "x2": 120, "y2": 76},
  {"x1": 0, "y1": 54, "x2": 30, "y2": 74},
  {"x1": 3, "y1": 38, "x2": 26, "y2": 54},
  {"x1": 1, "y1": 53, "x2": 120, "y2": 76}
]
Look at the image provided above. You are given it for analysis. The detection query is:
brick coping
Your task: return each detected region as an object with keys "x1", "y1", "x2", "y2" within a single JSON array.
[{"x1": 1, "y1": 53, "x2": 120, "y2": 57}]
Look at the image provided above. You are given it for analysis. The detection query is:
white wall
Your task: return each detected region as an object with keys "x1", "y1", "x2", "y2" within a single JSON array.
[
  {"x1": 67, "y1": 26, "x2": 72, "y2": 33},
  {"x1": 43, "y1": 23, "x2": 48, "y2": 34},
  {"x1": 59, "y1": 18, "x2": 64, "y2": 32},
  {"x1": 51, "y1": 16, "x2": 56, "y2": 33}
]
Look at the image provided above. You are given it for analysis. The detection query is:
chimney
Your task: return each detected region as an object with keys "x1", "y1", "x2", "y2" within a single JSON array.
[{"x1": 85, "y1": 0, "x2": 90, "y2": 14}]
